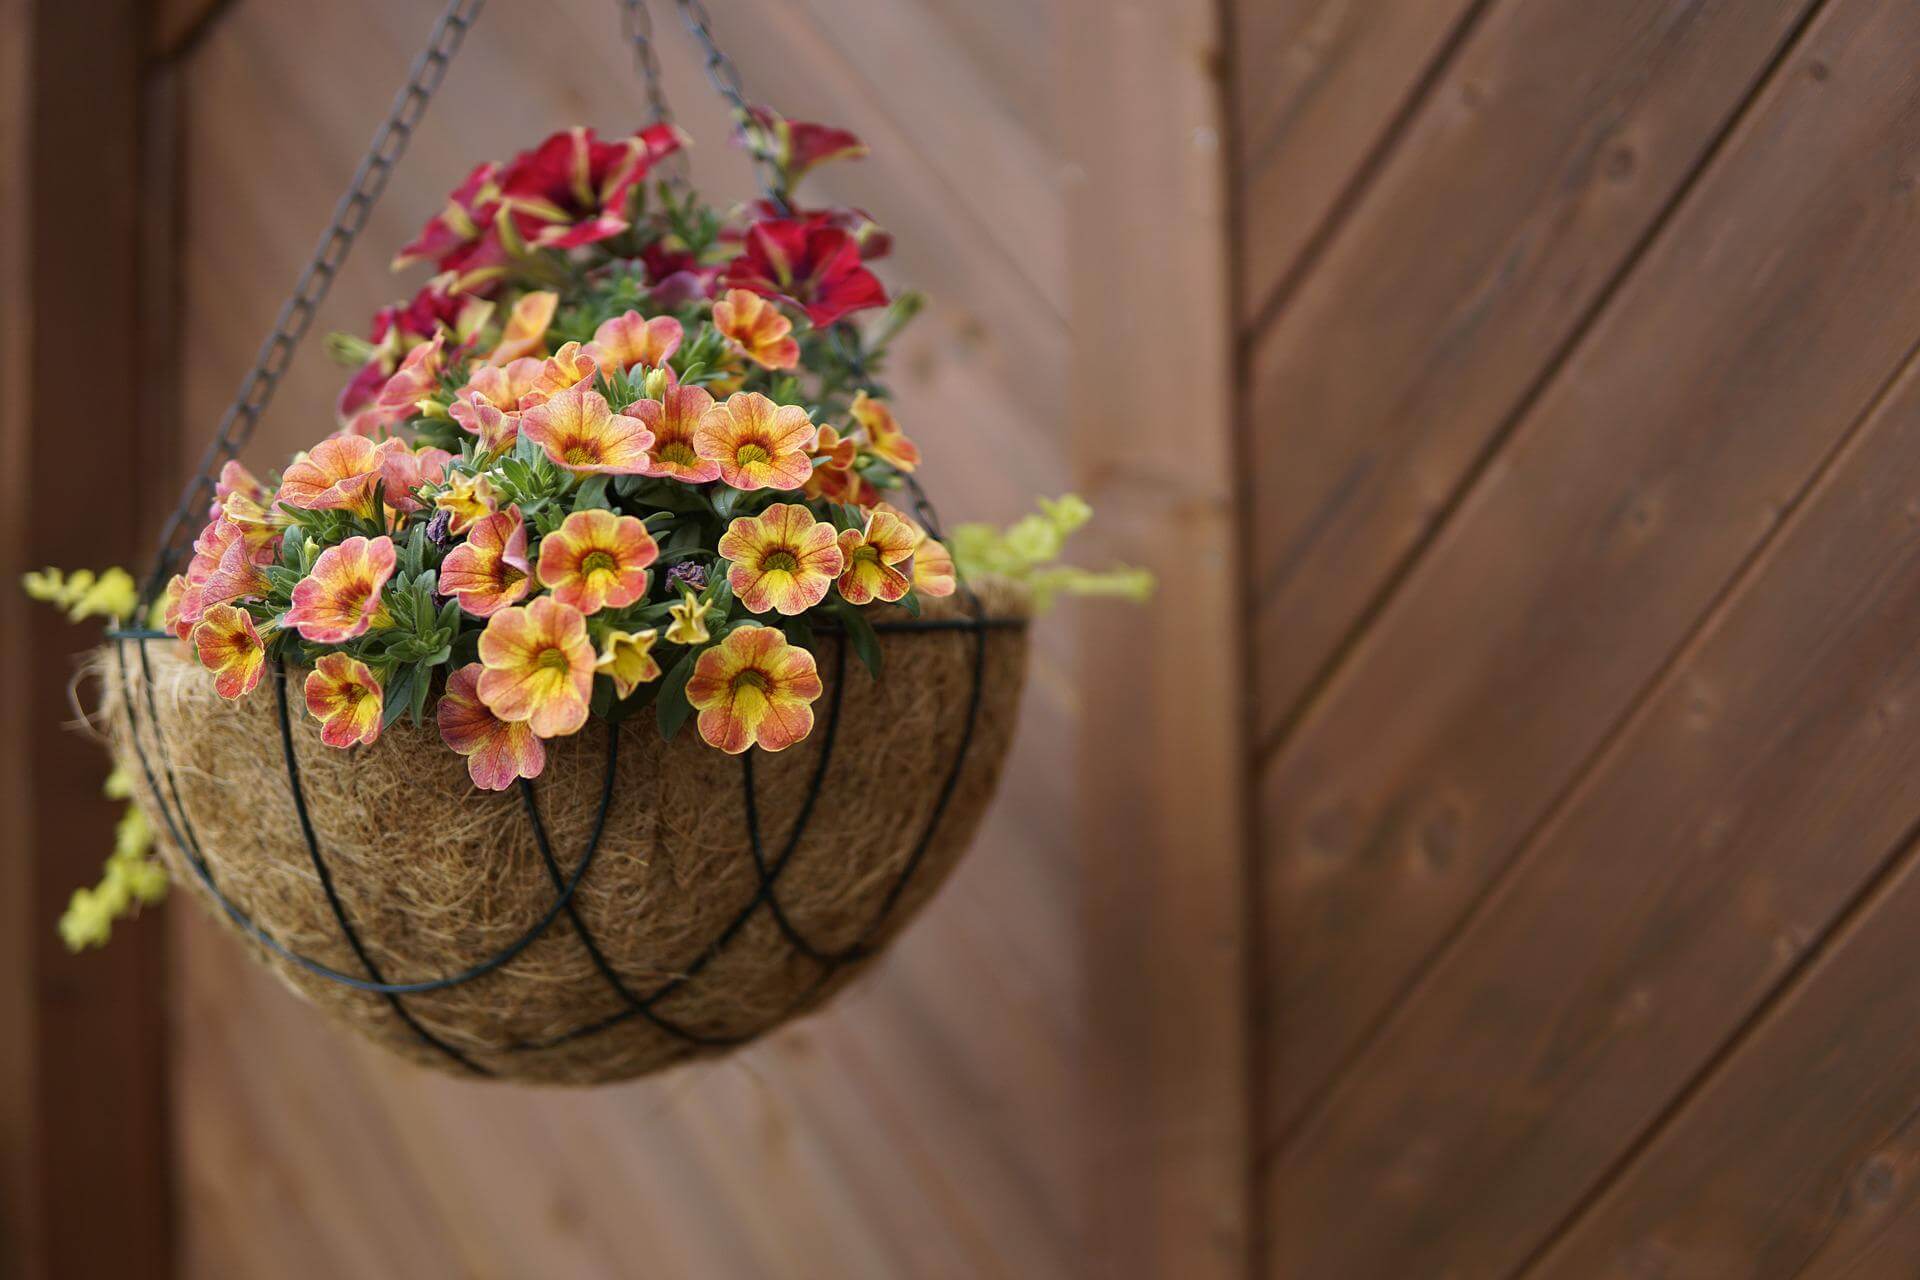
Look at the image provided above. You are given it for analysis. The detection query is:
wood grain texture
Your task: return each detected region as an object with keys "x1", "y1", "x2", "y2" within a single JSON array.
[
  {"x1": 1233, "y1": 0, "x2": 1480, "y2": 326},
  {"x1": 1062, "y1": 1, "x2": 1245, "y2": 1276},
  {"x1": 1520, "y1": 354, "x2": 1920, "y2": 1280},
  {"x1": 0, "y1": 0, "x2": 33, "y2": 1269},
  {"x1": 1, "y1": 3, "x2": 175, "y2": 1278},
  {"x1": 1244, "y1": 0, "x2": 1814, "y2": 750},
  {"x1": 1259, "y1": 0, "x2": 1920, "y2": 1143},
  {"x1": 1267, "y1": 9, "x2": 1920, "y2": 1273},
  {"x1": 167, "y1": 1, "x2": 1093, "y2": 1275}
]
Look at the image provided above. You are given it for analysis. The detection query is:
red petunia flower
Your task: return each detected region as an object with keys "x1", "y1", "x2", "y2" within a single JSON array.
[
  {"x1": 736, "y1": 106, "x2": 868, "y2": 189},
  {"x1": 720, "y1": 219, "x2": 888, "y2": 328},
  {"x1": 497, "y1": 124, "x2": 685, "y2": 254}
]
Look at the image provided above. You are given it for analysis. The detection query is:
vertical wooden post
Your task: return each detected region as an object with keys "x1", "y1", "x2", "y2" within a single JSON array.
[
  {"x1": 1, "y1": 2, "x2": 176, "y2": 1276},
  {"x1": 1064, "y1": 0, "x2": 1250, "y2": 1275}
]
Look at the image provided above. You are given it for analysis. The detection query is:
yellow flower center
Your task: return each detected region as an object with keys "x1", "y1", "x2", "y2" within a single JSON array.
[
  {"x1": 732, "y1": 669, "x2": 770, "y2": 695},
  {"x1": 565, "y1": 444, "x2": 600, "y2": 465},
  {"x1": 581, "y1": 550, "x2": 618, "y2": 577},
  {"x1": 762, "y1": 550, "x2": 799, "y2": 573},
  {"x1": 657, "y1": 442, "x2": 698, "y2": 466},
  {"x1": 339, "y1": 682, "x2": 369, "y2": 709},
  {"x1": 852, "y1": 545, "x2": 880, "y2": 567},
  {"x1": 536, "y1": 647, "x2": 572, "y2": 673},
  {"x1": 734, "y1": 443, "x2": 772, "y2": 466}
]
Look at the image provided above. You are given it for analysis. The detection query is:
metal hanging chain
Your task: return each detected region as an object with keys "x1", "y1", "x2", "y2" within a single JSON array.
[
  {"x1": 616, "y1": 0, "x2": 676, "y2": 127},
  {"x1": 675, "y1": 0, "x2": 793, "y2": 212},
  {"x1": 140, "y1": 0, "x2": 486, "y2": 606}
]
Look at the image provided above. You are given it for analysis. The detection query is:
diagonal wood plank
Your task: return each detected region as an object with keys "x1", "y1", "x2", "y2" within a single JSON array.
[
  {"x1": 1245, "y1": 0, "x2": 1817, "y2": 752},
  {"x1": 1258, "y1": 0, "x2": 1919, "y2": 1142},
  {"x1": 1516, "y1": 373, "x2": 1920, "y2": 1280},
  {"x1": 1234, "y1": 0, "x2": 1483, "y2": 327},
  {"x1": 1269, "y1": 11, "x2": 1920, "y2": 1272}
]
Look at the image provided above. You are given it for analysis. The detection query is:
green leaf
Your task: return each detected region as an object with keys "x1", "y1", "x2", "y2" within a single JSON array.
[
  {"x1": 409, "y1": 662, "x2": 432, "y2": 727},
  {"x1": 710, "y1": 486, "x2": 747, "y2": 521},
  {"x1": 655, "y1": 648, "x2": 700, "y2": 742},
  {"x1": 575, "y1": 475, "x2": 611, "y2": 509},
  {"x1": 382, "y1": 667, "x2": 417, "y2": 729},
  {"x1": 898, "y1": 590, "x2": 922, "y2": 618},
  {"x1": 835, "y1": 603, "x2": 882, "y2": 679}
]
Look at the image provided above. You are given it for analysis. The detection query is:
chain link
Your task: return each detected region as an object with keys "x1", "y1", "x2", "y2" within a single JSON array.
[
  {"x1": 616, "y1": 0, "x2": 676, "y2": 127},
  {"x1": 141, "y1": 0, "x2": 487, "y2": 604},
  {"x1": 675, "y1": 0, "x2": 791, "y2": 212}
]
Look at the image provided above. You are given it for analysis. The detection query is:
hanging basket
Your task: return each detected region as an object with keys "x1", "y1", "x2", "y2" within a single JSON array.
[
  {"x1": 104, "y1": 579, "x2": 1027, "y2": 1084},
  {"x1": 86, "y1": 0, "x2": 1057, "y2": 1085}
]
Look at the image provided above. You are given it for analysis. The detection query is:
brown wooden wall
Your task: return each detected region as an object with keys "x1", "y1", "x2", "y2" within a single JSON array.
[{"x1": 1238, "y1": 0, "x2": 1920, "y2": 1275}]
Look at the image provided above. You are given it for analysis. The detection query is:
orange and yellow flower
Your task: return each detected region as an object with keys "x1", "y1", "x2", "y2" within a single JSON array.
[
  {"x1": 437, "y1": 662, "x2": 545, "y2": 790},
  {"x1": 835, "y1": 508, "x2": 916, "y2": 605},
  {"x1": 487, "y1": 290, "x2": 559, "y2": 364},
  {"x1": 801, "y1": 423, "x2": 864, "y2": 503},
  {"x1": 850, "y1": 390, "x2": 920, "y2": 472},
  {"x1": 584, "y1": 310, "x2": 682, "y2": 374},
  {"x1": 219, "y1": 489, "x2": 286, "y2": 558},
  {"x1": 633, "y1": 383, "x2": 720, "y2": 483},
  {"x1": 712, "y1": 288, "x2": 799, "y2": 370},
  {"x1": 684, "y1": 624, "x2": 823, "y2": 754},
  {"x1": 536, "y1": 509, "x2": 659, "y2": 614},
  {"x1": 438, "y1": 507, "x2": 531, "y2": 617},
  {"x1": 191, "y1": 603, "x2": 267, "y2": 700},
  {"x1": 466, "y1": 356, "x2": 546, "y2": 408},
  {"x1": 595, "y1": 628, "x2": 661, "y2": 698},
  {"x1": 432, "y1": 471, "x2": 499, "y2": 534},
  {"x1": 283, "y1": 535, "x2": 397, "y2": 643},
  {"x1": 214, "y1": 459, "x2": 271, "y2": 511},
  {"x1": 163, "y1": 573, "x2": 194, "y2": 640},
  {"x1": 717, "y1": 502, "x2": 844, "y2": 616},
  {"x1": 665, "y1": 586, "x2": 712, "y2": 646},
  {"x1": 876, "y1": 501, "x2": 956, "y2": 597},
  {"x1": 376, "y1": 439, "x2": 452, "y2": 515},
  {"x1": 520, "y1": 378, "x2": 655, "y2": 475},
  {"x1": 693, "y1": 391, "x2": 816, "y2": 491},
  {"x1": 277, "y1": 434, "x2": 385, "y2": 517},
  {"x1": 476, "y1": 596, "x2": 596, "y2": 738},
  {"x1": 194, "y1": 517, "x2": 272, "y2": 611},
  {"x1": 524, "y1": 340, "x2": 600, "y2": 407},
  {"x1": 305, "y1": 653, "x2": 384, "y2": 749}
]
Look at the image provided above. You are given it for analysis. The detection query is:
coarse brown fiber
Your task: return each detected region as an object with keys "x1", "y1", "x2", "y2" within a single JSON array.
[{"x1": 102, "y1": 580, "x2": 1029, "y2": 1085}]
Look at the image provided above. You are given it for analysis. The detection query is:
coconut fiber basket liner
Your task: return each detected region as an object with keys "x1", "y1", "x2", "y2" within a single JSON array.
[{"x1": 101, "y1": 577, "x2": 1028, "y2": 1084}]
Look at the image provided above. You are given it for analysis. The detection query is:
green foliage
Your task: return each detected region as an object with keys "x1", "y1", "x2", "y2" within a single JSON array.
[
  {"x1": 20, "y1": 566, "x2": 139, "y2": 623},
  {"x1": 59, "y1": 768, "x2": 169, "y2": 953},
  {"x1": 948, "y1": 495, "x2": 1156, "y2": 613}
]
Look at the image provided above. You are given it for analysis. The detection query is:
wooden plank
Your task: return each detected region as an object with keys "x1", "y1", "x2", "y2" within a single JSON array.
[
  {"x1": 1517, "y1": 369, "x2": 1920, "y2": 1280},
  {"x1": 0, "y1": 0, "x2": 35, "y2": 1269},
  {"x1": 1526, "y1": 833, "x2": 1920, "y2": 1278},
  {"x1": 1259, "y1": 0, "x2": 1920, "y2": 1142},
  {"x1": 1269, "y1": 11, "x2": 1920, "y2": 1272},
  {"x1": 1233, "y1": 0, "x2": 1481, "y2": 325},
  {"x1": 1, "y1": 2, "x2": 174, "y2": 1278},
  {"x1": 1062, "y1": 1, "x2": 1246, "y2": 1276},
  {"x1": 1244, "y1": 0, "x2": 1816, "y2": 750}
]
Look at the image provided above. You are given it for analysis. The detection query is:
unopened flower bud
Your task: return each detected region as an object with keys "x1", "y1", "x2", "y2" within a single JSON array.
[
  {"x1": 425, "y1": 510, "x2": 455, "y2": 547},
  {"x1": 666, "y1": 560, "x2": 708, "y2": 593}
]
